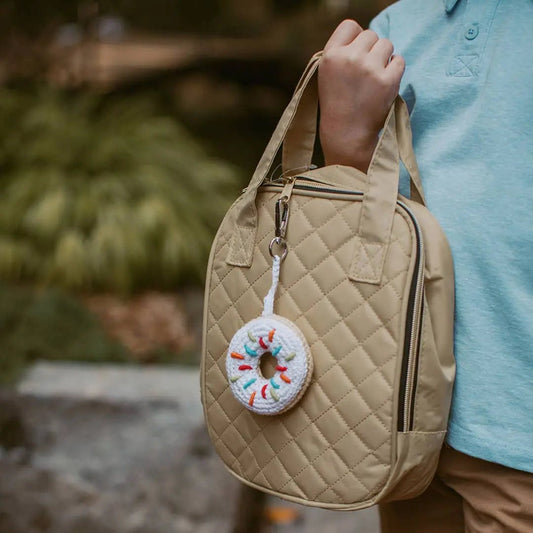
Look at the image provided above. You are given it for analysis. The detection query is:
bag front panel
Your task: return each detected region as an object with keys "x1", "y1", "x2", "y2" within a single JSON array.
[{"x1": 202, "y1": 188, "x2": 418, "y2": 507}]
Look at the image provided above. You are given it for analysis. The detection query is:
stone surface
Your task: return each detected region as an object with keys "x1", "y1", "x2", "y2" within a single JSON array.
[
  {"x1": 18, "y1": 361, "x2": 201, "y2": 407},
  {"x1": 2, "y1": 362, "x2": 380, "y2": 533},
  {"x1": 0, "y1": 362, "x2": 239, "y2": 533}
]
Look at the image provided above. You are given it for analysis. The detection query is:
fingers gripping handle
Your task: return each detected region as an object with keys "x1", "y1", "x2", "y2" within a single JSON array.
[{"x1": 282, "y1": 87, "x2": 426, "y2": 206}]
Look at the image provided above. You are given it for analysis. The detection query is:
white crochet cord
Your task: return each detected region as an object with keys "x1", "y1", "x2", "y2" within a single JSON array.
[
  {"x1": 226, "y1": 253, "x2": 313, "y2": 415},
  {"x1": 262, "y1": 254, "x2": 281, "y2": 316}
]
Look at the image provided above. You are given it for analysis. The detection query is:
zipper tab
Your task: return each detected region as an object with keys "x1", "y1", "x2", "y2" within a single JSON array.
[
  {"x1": 280, "y1": 177, "x2": 296, "y2": 204},
  {"x1": 275, "y1": 196, "x2": 290, "y2": 240}
]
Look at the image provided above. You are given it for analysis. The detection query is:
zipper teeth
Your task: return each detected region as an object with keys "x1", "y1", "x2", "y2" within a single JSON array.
[
  {"x1": 398, "y1": 201, "x2": 425, "y2": 432},
  {"x1": 408, "y1": 297, "x2": 425, "y2": 430},
  {"x1": 289, "y1": 183, "x2": 363, "y2": 195},
  {"x1": 403, "y1": 282, "x2": 421, "y2": 431},
  {"x1": 263, "y1": 181, "x2": 425, "y2": 432}
]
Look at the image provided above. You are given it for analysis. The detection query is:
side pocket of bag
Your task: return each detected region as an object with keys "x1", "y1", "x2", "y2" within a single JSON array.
[
  {"x1": 411, "y1": 293, "x2": 454, "y2": 434},
  {"x1": 381, "y1": 429, "x2": 446, "y2": 502}
]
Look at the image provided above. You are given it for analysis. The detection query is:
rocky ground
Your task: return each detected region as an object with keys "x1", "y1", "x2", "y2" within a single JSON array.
[
  {"x1": 1, "y1": 363, "x2": 238, "y2": 533},
  {"x1": 0, "y1": 362, "x2": 380, "y2": 533}
]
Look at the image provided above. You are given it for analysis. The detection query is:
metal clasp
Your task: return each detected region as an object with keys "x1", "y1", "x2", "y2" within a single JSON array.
[{"x1": 270, "y1": 196, "x2": 290, "y2": 261}]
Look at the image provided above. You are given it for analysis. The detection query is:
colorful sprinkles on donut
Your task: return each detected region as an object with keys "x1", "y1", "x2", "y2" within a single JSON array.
[
  {"x1": 232, "y1": 328, "x2": 293, "y2": 405},
  {"x1": 226, "y1": 315, "x2": 312, "y2": 415}
]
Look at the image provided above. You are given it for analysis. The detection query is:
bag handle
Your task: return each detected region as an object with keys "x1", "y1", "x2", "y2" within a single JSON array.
[
  {"x1": 225, "y1": 52, "x2": 322, "y2": 268},
  {"x1": 226, "y1": 52, "x2": 426, "y2": 284},
  {"x1": 281, "y1": 52, "x2": 322, "y2": 175},
  {"x1": 281, "y1": 71, "x2": 425, "y2": 205}
]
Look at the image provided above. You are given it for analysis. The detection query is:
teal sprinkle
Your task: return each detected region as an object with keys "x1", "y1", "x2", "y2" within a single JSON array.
[
  {"x1": 243, "y1": 378, "x2": 257, "y2": 389},
  {"x1": 285, "y1": 352, "x2": 296, "y2": 361},
  {"x1": 247, "y1": 331, "x2": 256, "y2": 342},
  {"x1": 270, "y1": 378, "x2": 280, "y2": 389},
  {"x1": 244, "y1": 344, "x2": 258, "y2": 357},
  {"x1": 272, "y1": 345, "x2": 282, "y2": 357},
  {"x1": 230, "y1": 375, "x2": 241, "y2": 382}
]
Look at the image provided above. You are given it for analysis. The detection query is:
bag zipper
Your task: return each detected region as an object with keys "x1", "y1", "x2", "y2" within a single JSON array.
[{"x1": 261, "y1": 178, "x2": 425, "y2": 432}]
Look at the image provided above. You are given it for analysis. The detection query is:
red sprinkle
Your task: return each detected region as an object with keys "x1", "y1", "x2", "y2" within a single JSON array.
[
  {"x1": 239, "y1": 365, "x2": 252, "y2": 371},
  {"x1": 276, "y1": 366, "x2": 287, "y2": 372},
  {"x1": 249, "y1": 391, "x2": 256, "y2": 406},
  {"x1": 268, "y1": 329, "x2": 275, "y2": 342},
  {"x1": 261, "y1": 384, "x2": 268, "y2": 399},
  {"x1": 259, "y1": 337, "x2": 268, "y2": 349},
  {"x1": 280, "y1": 374, "x2": 291, "y2": 384}
]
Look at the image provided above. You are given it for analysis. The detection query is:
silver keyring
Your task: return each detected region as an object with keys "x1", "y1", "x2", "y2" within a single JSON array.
[{"x1": 269, "y1": 237, "x2": 288, "y2": 261}]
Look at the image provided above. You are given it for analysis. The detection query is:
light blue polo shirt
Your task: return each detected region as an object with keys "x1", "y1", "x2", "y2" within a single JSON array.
[{"x1": 370, "y1": 0, "x2": 533, "y2": 473}]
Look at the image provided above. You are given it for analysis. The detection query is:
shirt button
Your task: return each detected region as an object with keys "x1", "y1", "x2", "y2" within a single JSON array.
[{"x1": 465, "y1": 24, "x2": 479, "y2": 40}]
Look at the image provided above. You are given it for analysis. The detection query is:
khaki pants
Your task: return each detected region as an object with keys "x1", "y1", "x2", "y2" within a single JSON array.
[{"x1": 379, "y1": 445, "x2": 533, "y2": 533}]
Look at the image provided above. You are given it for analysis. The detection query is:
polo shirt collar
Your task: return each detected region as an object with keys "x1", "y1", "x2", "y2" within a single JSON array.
[{"x1": 444, "y1": 0, "x2": 461, "y2": 13}]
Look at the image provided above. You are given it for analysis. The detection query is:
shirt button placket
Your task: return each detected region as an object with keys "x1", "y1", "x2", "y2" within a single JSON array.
[{"x1": 447, "y1": 0, "x2": 501, "y2": 78}]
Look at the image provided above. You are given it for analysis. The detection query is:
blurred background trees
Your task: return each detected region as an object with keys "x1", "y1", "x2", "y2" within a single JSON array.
[{"x1": 0, "y1": 0, "x2": 392, "y2": 378}]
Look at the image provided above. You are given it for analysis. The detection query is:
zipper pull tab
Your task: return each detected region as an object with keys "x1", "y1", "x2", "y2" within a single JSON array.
[
  {"x1": 276, "y1": 175, "x2": 296, "y2": 238},
  {"x1": 275, "y1": 196, "x2": 290, "y2": 239},
  {"x1": 280, "y1": 176, "x2": 296, "y2": 204}
]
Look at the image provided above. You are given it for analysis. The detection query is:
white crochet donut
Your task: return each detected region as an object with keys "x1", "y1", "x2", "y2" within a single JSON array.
[{"x1": 226, "y1": 314, "x2": 313, "y2": 415}]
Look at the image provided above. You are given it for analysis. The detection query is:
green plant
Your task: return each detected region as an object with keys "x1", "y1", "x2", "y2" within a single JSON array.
[
  {"x1": 0, "y1": 284, "x2": 129, "y2": 384},
  {"x1": 0, "y1": 87, "x2": 240, "y2": 292}
]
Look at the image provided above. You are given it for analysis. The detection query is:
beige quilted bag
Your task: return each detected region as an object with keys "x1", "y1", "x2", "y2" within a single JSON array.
[{"x1": 201, "y1": 52, "x2": 455, "y2": 509}]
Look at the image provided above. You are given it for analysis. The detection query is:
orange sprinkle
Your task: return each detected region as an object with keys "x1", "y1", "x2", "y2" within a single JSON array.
[
  {"x1": 268, "y1": 329, "x2": 275, "y2": 342},
  {"x1": 280, "y1": 373, "x2": 291, "y2": 384},
  {"x1": 249, "y1": 391, "x2": 256, "y2": 406},
  {"x1": 231, "y1": 352, "x2": 244, "y2": 360}
]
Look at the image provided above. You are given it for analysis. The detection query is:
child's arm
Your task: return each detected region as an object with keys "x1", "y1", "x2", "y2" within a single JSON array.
[{"x1": 318, "y1": 19, "x2": 405, "y2": 172}]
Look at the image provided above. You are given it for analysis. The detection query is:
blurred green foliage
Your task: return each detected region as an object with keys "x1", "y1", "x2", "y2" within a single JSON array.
[
  {"x1": 0, "y1": 87, "x2": 240, "y2": 292},
  {"x1": 0, "y1": 284, "x2": 128, "y2": 384}
]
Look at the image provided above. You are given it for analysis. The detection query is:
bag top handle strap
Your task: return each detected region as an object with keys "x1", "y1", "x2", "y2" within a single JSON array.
[
  {"x1": 281, "y1": 53, "x2": 322, "y2": 177},
  {"x1": 394, "y1": 99, "x2": 425, "y2": 205},
  {"x1": 226, "y1": 53, "x2": 322, "y2": 267},
  {"x1": 282, "y1": 70, "x2": 426, "y2": 206},
  {"x1": 349, "y1": 99, "x2": 400, "y2": 283}
]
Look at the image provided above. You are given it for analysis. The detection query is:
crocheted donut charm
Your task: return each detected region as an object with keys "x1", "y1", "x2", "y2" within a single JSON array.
[{"x1": 226, "y1": 315, "x2": 313, "y2": 415}]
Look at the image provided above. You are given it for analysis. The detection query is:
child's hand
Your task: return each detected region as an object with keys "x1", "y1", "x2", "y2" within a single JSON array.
[{"x1": 318, "y1": 19, "x2": 405, "y2": 172}]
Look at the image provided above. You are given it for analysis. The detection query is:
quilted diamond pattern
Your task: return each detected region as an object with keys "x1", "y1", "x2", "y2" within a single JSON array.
[{"x1": 202, "y1": 186, "x2": 417, "y2": 506}]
